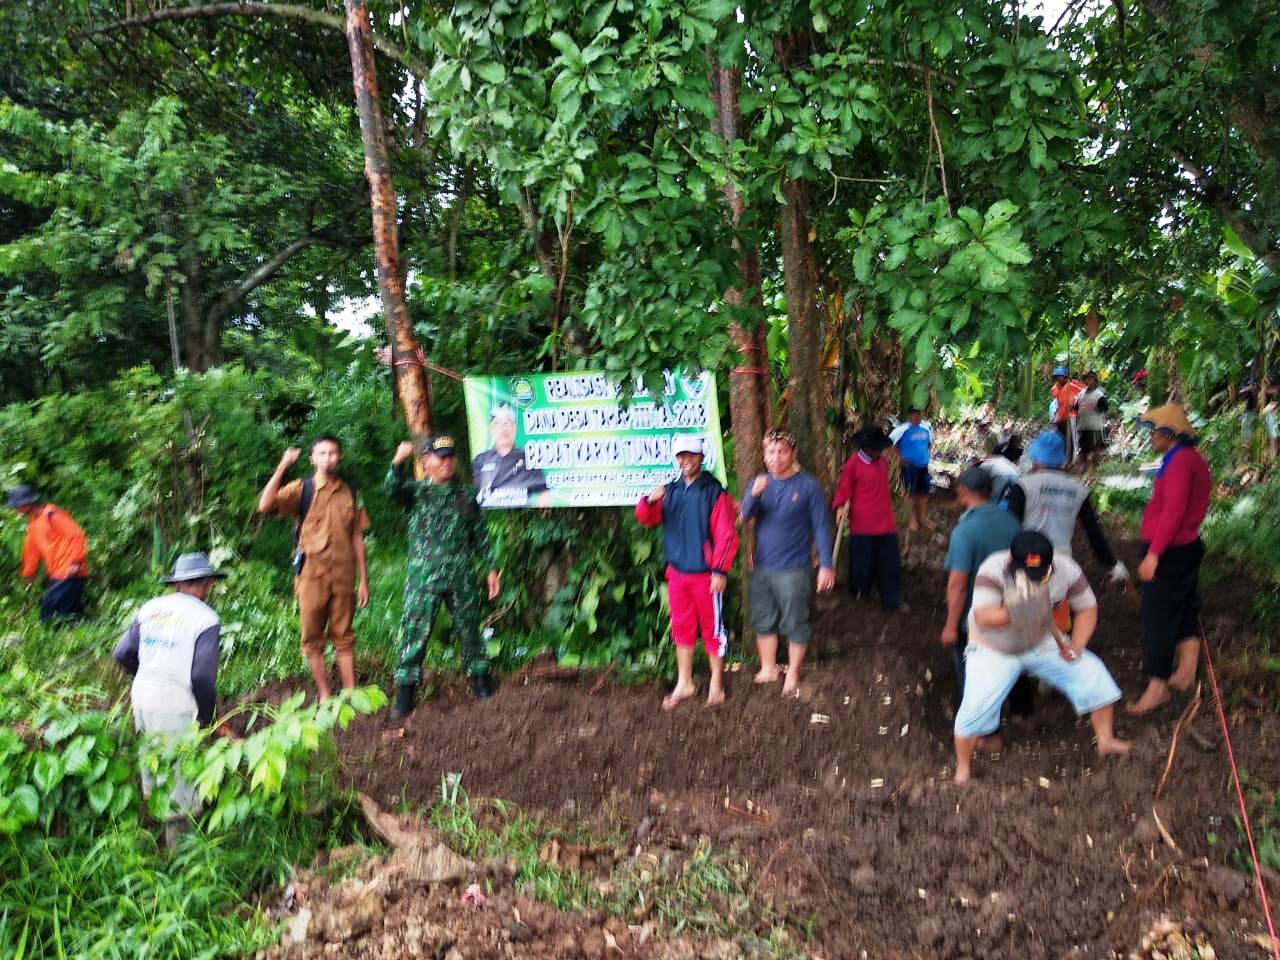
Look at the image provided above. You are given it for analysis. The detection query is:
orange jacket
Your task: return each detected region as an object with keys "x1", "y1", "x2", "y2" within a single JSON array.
[
  {"x1": 1052, "y1": 380, "x2": 1085, "y2": 423},
  {"x1": 21, "y1": 504, "x2": 88, "y2": 580}
]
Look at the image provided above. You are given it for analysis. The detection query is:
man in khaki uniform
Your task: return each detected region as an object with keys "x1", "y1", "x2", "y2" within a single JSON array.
[{"x1": 258, "y1": 435, "x2": 370, "y2": 699}]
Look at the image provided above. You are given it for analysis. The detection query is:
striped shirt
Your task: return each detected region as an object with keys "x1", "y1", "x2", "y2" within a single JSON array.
[{"x1": 969, "y1": 552, "x2": 1095, "y2": 654}]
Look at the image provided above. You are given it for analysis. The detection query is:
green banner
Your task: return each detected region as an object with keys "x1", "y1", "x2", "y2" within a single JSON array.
[{"x1": 463, "y1": 370, "x2": 727, "y2": 508}]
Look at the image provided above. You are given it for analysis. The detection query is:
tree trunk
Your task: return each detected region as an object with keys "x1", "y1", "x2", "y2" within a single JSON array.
[
  {"x1": 446, "y1": 164, "x2": 471, "y2": 283},
  {"x1": 179, "y1": 246, "x2": 215, "y2": 372},
  {"x1": 778, "y1": 175, "x2": 832, "y2": 489},
  {"x1": 344, "y1": 0, "x2": 431, "y2": 439},
  {"x1": 710, "y1": 64, "x2": 767, "y2": 493}
]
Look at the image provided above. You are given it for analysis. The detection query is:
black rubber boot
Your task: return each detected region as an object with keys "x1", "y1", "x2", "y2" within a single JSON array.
[
  {"x1": 391, "y1": 684, "x2": 417, "y2": 719},
  {"x1": 471, "y1": 673, "x2": 493, "y2": 701}
]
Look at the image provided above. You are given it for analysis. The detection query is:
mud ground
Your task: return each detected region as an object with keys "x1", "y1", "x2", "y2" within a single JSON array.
[{"x1": 267, "y1": 502, "x2": 1279, "y2": 959}]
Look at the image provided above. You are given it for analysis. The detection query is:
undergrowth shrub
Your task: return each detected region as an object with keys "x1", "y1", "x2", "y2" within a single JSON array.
[{"x1": 0, "y1": 610, "x2": 384, "y2": 959}]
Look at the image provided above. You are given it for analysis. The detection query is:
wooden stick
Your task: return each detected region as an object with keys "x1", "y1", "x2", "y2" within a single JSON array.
[
  {"x1": 831, "y1": 515, "x2": 848, "y2": 569},
  {"x1": 588, "y1": 662, "x2": 615, "y2": 696},
  {"x1": 1155, "y1": 682, "x2": 1203, "y2": 798}
]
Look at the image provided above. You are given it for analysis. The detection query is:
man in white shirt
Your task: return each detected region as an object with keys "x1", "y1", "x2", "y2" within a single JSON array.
[
  {"x1": 1074, "y1": 371, "x2": 1109, "y2": 465},
  {"x1": 952, "y1": 531, "x2": 1130, "y2": 784},
  {"x1": 113, "y1": 552, "x2": 227, "y2": 847}
]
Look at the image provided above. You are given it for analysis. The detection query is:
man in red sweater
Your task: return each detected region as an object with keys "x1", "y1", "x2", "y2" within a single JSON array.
[
  {"x1": 832, "y1": 426, "x2": 902, "y2": 610},
  {"x1": 1129, "y1": 404, "x2": 1212, "y2": 715},
  {"x1": 636, "y1": 438, "x2": 740, "y2": 711}
]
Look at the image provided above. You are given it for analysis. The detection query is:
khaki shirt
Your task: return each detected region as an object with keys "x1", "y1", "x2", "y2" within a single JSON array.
[{"x1": 275, "y1": 476, "x2": 370, "y2": 582}]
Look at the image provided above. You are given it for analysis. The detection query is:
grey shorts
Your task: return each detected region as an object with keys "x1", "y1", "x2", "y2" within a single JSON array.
[{"x1": 750, "y1": 567, "x2": 813, "y2": 645}]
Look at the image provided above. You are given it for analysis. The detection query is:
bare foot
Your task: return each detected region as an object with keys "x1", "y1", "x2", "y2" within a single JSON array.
[
  {"x1": 1169, "y1": 642, "x2": 1201, "y2": 690},
  {"x1": 753, "y1": 669, "x2": 780, "y2": 685},
  {"x1": 1168, "y1": 672, "x2": 1197, "y2": 692},
  {"x1": 976, "y1": 733, "x2": 1003, "y2": 753},
  {"x1": 704, "y1": 688, "x2": 725, "y2": 708},
  {"x1": 954, "y1": 765, "x2": 972, "y2": 786},
  {"x1": 1097, "y1": 738, "x2": 1131, "y2": 757},
  {"x1": 781, "y1": 681, "x2": 801, "y2": 699},
  {"x1": 662, "y1": 684, "x2": 697, "y2": 711},
  {"x1": 1126, "y1": 684, "x2": 1171, "y2": 716}
]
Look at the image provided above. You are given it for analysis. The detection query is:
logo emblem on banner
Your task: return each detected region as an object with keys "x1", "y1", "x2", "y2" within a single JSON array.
[{"x1": 511, "y1": 378, "x2": 535, "y2": 408}]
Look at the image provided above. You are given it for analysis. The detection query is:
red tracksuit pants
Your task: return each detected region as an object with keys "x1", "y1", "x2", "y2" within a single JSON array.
[{"x1": 665, "y1": 566, "x2": 727, "y2": 658}]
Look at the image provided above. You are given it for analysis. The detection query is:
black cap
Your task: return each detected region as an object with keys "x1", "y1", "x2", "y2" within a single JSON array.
[
  {"x1": 1010, "y1": 530, "x2": 1054, "y2": 583},
  {"x1": 956, "y1": 466, "x2": 993, "y2": 497},
  {"x1": 423, "y1": 435, "x2": 457, "y2": 458}
]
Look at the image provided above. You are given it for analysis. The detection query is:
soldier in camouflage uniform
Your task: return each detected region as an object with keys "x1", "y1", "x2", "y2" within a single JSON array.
[{"x1": 386, "y1": 434, "x2": 501, "y2": 717}]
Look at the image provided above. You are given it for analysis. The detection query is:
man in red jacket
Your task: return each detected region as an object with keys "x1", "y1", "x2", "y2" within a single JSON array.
[
  {"x1": 636, "y1": 437, "x2": 739, "y2": 711},
  {"x1": 1129, "y1": 404, "x2": 1212, "y2": 715}
]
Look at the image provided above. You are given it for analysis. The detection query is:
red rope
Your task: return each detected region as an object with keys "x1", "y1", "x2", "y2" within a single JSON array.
[
  {"x1": 391, "y1": 347, "x2": 464, "y2": 381},
  {"x1": 730, "y1": 366, "x2": 770, "y2": 377},
  {"x1": 1199, "y1": 614, "x2": 1280, "y2": 960}
]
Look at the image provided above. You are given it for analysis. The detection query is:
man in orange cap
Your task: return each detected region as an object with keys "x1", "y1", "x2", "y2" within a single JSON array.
[
  {"x1": 7, "y1": 485, "x2": 89, "y2": 623},
  {"x1": 1128, "y1": 404, "x2": 1212, "y2": 715}
]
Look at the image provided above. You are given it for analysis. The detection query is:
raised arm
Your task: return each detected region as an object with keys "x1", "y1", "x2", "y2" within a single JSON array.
[{"x1": 258, "y1": 447, "x2": 301, "y2": 514}]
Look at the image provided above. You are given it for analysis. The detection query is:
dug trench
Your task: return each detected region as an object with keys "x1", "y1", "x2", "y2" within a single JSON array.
[{"x1": 264, "y1": 504, "x2": 1280, "y2": 959}]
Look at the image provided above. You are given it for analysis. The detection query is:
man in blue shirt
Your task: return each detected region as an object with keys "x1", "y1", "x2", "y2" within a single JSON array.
[
  {"x1": 940, "y1": 467, "x2": 1028, "y2": 750},
  {"x1": 892, "y1": 407, "x2": 933, "y2": 532},
  {"x1": 740, "y1": 429, "x2": 835, "y2": 697}
]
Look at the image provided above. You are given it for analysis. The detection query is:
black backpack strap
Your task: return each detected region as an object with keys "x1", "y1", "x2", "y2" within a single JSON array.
[{"x1": 294, "y1": 476, "x2": 314, "y2": 549}]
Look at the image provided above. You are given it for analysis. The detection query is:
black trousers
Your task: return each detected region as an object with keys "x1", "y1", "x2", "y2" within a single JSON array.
[
  {"x1": 1140, "y1": 539, "x2": 1204, "y2": 679},
  {"x1": 847, "y1": 533, "x2": 902, "y2": 610},
  {"x1": 40, "y1": 576, "x2": 86, "y2": 623}
]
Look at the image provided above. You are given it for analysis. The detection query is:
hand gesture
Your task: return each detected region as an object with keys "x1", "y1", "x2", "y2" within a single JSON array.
[
  {"x1": 487, "y1": 570, "x2": 501, "y2": 601},
  {"x1": 279, "y1": 447, "x2": 302, "y2": 470},
  {"x1": 647, "y1": 484, "x2": 667, "y2": 504},
  {"x1": 393, "y1": 440, "x2": 415, "y2": 466},
  {"x1": 710, "y1": 573, "x2": 727, "y2": 595},
  {"x1": 816, "y1": 567, "x2": 835, "y2": 593},
  {"x1": 751, "y1": 474, "x2": 768, "y2": 497}
]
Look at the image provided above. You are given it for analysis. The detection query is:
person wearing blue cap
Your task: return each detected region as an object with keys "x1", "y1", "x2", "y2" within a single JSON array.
[
  {"x1": 1008, "y1": 431, "x2": 1128, "y2": 581},
  {"x1": 1050, "y1": 366, "x2": 1085, "y2": 464},
  {"x1": 113, "y1": 552, "x2": 229, "y2": 847},
  {"x1": 7, "y1": 485, "x2": 89, "y2": 623}
]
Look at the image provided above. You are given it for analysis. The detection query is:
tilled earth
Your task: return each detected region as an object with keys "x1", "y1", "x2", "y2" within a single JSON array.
[{"x1": 264, "y1": 507, "x2": 1280, "y2": 959}]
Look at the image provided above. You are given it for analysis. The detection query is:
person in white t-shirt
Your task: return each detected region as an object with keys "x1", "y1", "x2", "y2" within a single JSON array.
[
  {"x1": 952, "y1": 531, "x2": 1130, "y2": 785},
  {"x1": 113, "y1": 552, "x2": 228, "y2": 847},
  {"x1": 1074, "y1": 371, "x2": 1109, "y2": 465}
]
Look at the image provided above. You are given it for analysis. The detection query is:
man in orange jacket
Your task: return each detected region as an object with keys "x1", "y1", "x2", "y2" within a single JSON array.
[{"x1": 7, "y1": 485, "x2": 89, "y2": 623}]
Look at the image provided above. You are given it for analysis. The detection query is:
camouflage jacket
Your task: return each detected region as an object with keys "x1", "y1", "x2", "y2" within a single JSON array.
[{"x1": 384, "y1": 466, "x2": 495, "y2": 589}]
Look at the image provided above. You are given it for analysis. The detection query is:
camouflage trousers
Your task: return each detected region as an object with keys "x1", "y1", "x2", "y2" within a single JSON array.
[{"x1": 394, "y1": 583, "x2": 487, "y2": 685}]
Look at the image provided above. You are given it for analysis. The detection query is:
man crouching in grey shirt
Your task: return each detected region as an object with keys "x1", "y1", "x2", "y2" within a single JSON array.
[{"x1": 113, "y1": 552, "x2": 227, "y2": 848}]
